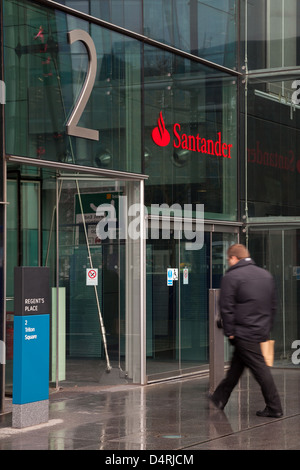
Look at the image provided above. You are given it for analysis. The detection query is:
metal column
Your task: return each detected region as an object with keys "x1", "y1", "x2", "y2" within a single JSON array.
[{"x1": 209, "y1": 289, "x2": 224, "y2": 393}]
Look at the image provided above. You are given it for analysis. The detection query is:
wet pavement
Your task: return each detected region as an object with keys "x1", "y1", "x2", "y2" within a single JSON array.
[{"x1": 0, "y1": 368, "x2": 299, "y2": 450}]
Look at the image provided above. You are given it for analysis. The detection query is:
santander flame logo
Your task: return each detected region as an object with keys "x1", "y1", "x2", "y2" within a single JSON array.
[
  {"x1": 152, "y1": 112, "x2": 170, "y2": 147},
  {"x1": 151, "y1": 111, "x2": 233, "y2": 160}
]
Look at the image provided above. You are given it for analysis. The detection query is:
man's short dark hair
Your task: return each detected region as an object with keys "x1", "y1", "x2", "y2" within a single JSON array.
[{"x1": 227, "y1": 244, "x2": 250, "y2": 260}]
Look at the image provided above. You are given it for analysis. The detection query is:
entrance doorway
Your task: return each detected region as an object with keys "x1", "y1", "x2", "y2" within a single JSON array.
[
  {"x1": 5, "y1": 162, "x2": 146, "y2": 392},
  {"x1": 54, "y1": 172, "x2": 146, "y2": 387},
  {"x1": 5, "y1": 160, "x2": 240, "y2": 390},
  {"x1": 145, "y1": 224, "x2": 239, "y2": 382},
  {"x1": 57, "y1": 176, "x2": 125, "y2": 385}
]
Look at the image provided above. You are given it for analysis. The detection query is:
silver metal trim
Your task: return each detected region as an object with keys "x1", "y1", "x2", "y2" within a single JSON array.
[
  {"x1": 140, "y1": 179, "x2": 146, "y2": 385},
  {"x1": 209, "y1": 289, "x2": 224, "y2": 393},
  {"x1": 148, "y1": 214, "x2": 242, "y2": 227},
  {"x1": 6, "y1": 155, "x2": 148, "y2": 181}
]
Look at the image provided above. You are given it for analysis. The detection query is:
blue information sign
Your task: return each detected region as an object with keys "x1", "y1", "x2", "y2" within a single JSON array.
[
  {"x1": 13, "y1": 267, "x2": 51, "y2": 407},
  {"x1": 13, "y1": 314, "x2": 50, "y2": 405},
  {"x1": 167, "y1": 268, "x2": 173, "y2": 286}
]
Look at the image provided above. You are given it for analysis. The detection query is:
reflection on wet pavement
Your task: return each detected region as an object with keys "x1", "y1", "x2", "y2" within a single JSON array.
[{"x1": 0, "y1": 369, "x2": 299, "y2": 450}]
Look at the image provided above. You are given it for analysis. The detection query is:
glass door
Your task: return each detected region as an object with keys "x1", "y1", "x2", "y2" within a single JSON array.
[
  {"x1": 179, "y1": 232, "x2": 210, "y2": 370},
  {"x1": 146, "y1": 233, "x2": 180, "y2": 378},
  {"x1": 58, "y1": 178, "x2": 123, "y2": 371},
  {"x1": 5, "y1": 165, "x2": 146, "y2": 393},
  {"x1": 146, "y1": 225, "x2": 239, "y2": 382},
  {"x1": 55, "y1": 174, "x2": 145, "y2": 387},
  {"x1": 146, "y1": 230, "x2": 211, "y2": 381},
  {"x1": 248, "y1": 225, "x2": 300, "y2": 366}
]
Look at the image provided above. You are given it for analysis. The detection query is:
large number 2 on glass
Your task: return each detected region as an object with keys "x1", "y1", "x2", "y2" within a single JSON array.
[{"x1": 66, "y1": 30, "x2": 99, "y2": 141}]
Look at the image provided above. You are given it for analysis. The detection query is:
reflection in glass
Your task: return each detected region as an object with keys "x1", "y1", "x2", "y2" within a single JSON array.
[
  {"x1": 248, "y1": 227, "x2": 300, "y2": 368},
  {"x1": 144, "y1": 53, "x2": 237, "y2": 220},
  {"x1": 245, "y1": 76, "x2": 300, "y2": 218},
  {"x1": 3, "y1": 0, "x2": 142, "y2": 174}
]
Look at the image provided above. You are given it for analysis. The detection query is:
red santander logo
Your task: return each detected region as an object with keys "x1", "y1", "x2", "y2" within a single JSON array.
[
  {"x1": 151, "y1": 112, "x2": 233, "y2": 159},
  {"x1": 152, "y1": 112, "x2": 170, "y2": 147}
]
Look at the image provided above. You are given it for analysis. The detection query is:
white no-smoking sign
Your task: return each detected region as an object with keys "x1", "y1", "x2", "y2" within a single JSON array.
[{"x1": 86, "y1": 268, "x2": 98, "y2": 286}]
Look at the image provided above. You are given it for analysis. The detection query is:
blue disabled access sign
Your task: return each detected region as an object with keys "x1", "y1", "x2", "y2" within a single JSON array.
[{"x1": 167, "y1": 268, "x2": 173, "y2": 286}]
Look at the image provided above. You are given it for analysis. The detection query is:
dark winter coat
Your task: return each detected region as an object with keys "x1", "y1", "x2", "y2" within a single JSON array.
[{"x1": 219, "y1": 258, "x2": 277, "y2": 342}]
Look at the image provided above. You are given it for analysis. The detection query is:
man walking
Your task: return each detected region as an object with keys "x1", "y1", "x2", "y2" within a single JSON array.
[{"x1": 209, "y1": 244, "x2": 283, "y2": 418}]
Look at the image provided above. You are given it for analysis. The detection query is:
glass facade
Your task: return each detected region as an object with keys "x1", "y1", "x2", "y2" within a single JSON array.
[
  {"x1": 2, "y1": 0, "x2": 239, "y2": 393},
  {"x1": 144, "y1": 57, "x2": 237, "y2": 220},
  {"x1": 242, "y1": 0, "x2": 300, "y2": 365},
  {"x1": 4, "y1": 0, "x2": 142, "y2": 173},
  {"x1": 143, "y1": 0, "x2": 237, "y2": 68},
  {"x1": 245, "y1": 75, "x2": 300, "y2": 218},
  {"x1": 2, "y1": 0, "x2": 299, "y2": 402},
  {"x1": 241, "y1": 0, "x2": 300, "y2": 72},
  {"x1": 58, "y1": 0, "x2": 237, "y2": 68},
  {"x1": 248, "y1": 226, "x2": 300, "y2": 365}
]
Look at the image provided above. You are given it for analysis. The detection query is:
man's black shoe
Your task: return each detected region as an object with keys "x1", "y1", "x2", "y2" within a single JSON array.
[
  {"x1": 208, "y1": 392, "x2": 225, "y2": 411},
  {"x1": 256, "y1": 407, "x2": 283, "y2": 418}
]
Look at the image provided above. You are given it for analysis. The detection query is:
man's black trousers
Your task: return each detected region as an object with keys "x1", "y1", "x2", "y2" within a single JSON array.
[{"x1": 212, "y1": 338, "x2": 282, "y2": 413}]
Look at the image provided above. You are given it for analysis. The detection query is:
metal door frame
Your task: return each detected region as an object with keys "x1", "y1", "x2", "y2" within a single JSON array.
[
  {"x1": 6, "y1": 156, "x2": 148, "y2": 389},
  {"x1": 146, "y1": 219, "x2": 241, "y2": 383}
]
